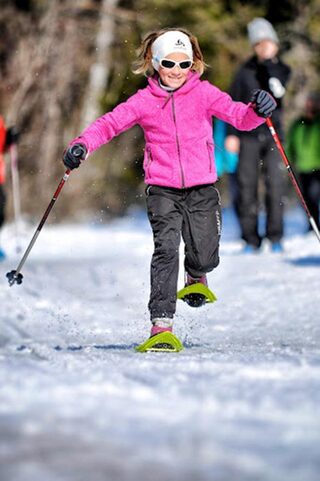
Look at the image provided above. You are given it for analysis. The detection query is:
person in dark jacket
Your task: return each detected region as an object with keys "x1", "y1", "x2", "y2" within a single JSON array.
[{"x1": 225, "y1": 18, "x2": 291, "y2": 253}]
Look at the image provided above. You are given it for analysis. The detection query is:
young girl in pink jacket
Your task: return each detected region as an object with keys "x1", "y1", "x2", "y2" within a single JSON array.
[{"x1": 63, "y1": 28, "x2": 276, "y2": 349}]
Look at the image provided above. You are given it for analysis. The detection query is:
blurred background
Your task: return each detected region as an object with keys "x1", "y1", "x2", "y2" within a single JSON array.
[{"x1": 0, "y1": 0, "x2": 319, "y2": 222}]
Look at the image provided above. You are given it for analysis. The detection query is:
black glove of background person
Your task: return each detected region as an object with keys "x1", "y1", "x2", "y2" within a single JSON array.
[
  {"x1": 63, "y1": 143, "x2": 87, "y2": 169},
  {"x1": 250, "y1": 89, "x2": 277, "y2": 118}
]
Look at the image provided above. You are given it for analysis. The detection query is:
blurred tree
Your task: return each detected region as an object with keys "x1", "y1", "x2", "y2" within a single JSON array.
[
  {"x1": 0, "y1": 0, "x2": 116, "y2": 220},
  {"x1": 281, "y1": 1, "x2": 320, "y2": 122},
  {"x1": 0, "y1": 0, "x2": 319, "y2": 221}
]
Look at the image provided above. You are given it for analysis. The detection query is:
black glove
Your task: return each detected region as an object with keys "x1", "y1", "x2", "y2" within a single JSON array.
[
  {"x1": 63, "y1": 143, "x2": 87, "y2": 169},
  {"x1": 5, "y1": 126, "x2": 19, "y2": 147},
  {"x1": 250, "y1": 89, "x2": 277, "y2": 118}
]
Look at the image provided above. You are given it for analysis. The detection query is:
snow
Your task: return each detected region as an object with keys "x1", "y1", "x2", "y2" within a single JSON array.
[{"x1": 0, "y1": 206, "x2": 319, "y2": 481}]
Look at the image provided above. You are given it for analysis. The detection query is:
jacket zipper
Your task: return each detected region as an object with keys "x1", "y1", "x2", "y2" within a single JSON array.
[
  {"x1": 171, "y1": 93, "x2": 186, "y2": 188},
  {"x1": 162, "y1": 94, "x2": 171, "y2": 109},
  {"x1": 206, "y1": 141, "x2": 213, "y2": 173}
]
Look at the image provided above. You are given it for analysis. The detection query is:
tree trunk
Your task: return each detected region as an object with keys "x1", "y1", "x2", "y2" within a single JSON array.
[{"x1": 80, "y1": 0, "x2": 119, "y2": 128}]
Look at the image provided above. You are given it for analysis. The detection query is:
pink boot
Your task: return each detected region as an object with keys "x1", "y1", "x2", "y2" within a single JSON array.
[
  {"x1": 150, "y1": 317, "x2": 173, "y2": 338},
  {"x1": 150, "y1": 325, "x2": 172, "y2": 337},
  {"x1": 186, "y1": 273, "x2": 208, "y2": 286},
  {"x1": 184, "y1": 273, "x2": 208, "y2": 308}
]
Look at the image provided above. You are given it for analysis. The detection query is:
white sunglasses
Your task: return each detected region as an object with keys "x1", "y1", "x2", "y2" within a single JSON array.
[{"x1": 159, "y1": 58, "x2": 193, "y2": 70}]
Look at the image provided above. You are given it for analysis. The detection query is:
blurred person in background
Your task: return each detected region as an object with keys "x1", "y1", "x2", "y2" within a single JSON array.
[
  {"x1": 225, "y1": 18, "x2": 291, "y2": 253},
  {"x1": 286, "y1": 92, "x2": 320, "y2": 231},
  {"x1": 0, "y1": 115, "x2": 18, "y2": 260},
  {"x1": 214, "y1": 118, "x2": 240, "y2": 223},
  {"x1": 62, "y1": 28, "x2": 276, "y2": 342}
]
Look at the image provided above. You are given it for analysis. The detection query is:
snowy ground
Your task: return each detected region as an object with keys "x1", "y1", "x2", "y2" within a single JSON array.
[{"x1": 0, "y1": 206, "x2": 319, "y2": 481}]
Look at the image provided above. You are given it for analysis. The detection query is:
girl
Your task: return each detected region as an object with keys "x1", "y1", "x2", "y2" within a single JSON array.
[{"x1": 63, "y1": 28, "x2": 276, "y2": 343}]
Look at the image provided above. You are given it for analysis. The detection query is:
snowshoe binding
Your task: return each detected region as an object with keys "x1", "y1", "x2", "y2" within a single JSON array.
[{"x1": 177, "y1": 274, "x2": 217, "y2": 308}]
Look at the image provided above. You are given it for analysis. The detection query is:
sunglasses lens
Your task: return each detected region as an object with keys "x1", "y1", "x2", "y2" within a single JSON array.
[
  {"x1": 179, "y1": 61, "x2": 192, "y2": 69},
  {"x1": 161, "y1": 59, "x2": 176, "y2": 69},
  {"x1": 160, "y1": 59, "x2": 192, "y2": 69}
]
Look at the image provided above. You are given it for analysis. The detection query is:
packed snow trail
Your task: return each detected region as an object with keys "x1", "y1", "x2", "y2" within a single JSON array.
[{"x1": 0, "y1": 208, "x2": 319, "y2": 481}]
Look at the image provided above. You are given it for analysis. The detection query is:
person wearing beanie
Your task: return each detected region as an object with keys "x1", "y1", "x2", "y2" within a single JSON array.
[
  {"x1": 62, "y1": 28, "x2": 276, "y2": 350},
  {"x1": 225, "y1": 18, "x2": 291, "y2": 253}
]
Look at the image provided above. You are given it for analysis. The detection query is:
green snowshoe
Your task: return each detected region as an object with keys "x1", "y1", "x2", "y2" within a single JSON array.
[{"x1": 135, "y1": 331, "x2": 184, "y2": 353}]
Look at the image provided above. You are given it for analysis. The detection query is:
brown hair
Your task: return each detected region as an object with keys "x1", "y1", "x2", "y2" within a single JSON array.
[{"x1": 132, "y1": 27, "x2": 207, "y2": 77}]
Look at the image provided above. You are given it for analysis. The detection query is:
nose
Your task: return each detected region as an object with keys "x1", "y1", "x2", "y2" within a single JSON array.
[{"x1": 171, "y1": 64, "x2": 181, "y2": 74}]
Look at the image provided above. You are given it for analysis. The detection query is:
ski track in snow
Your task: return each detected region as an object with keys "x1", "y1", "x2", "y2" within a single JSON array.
[{"x1": 0, "y1": 208, "x2": 319, "y2": 481}]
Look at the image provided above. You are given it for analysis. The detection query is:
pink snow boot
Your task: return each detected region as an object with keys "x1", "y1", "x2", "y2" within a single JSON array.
[
  {"x1": 150, "y1": 318, "x2": 173, "y2": 338},
  {"x1": 186, "y1": 273, "x2": 208, "y2": 287}
]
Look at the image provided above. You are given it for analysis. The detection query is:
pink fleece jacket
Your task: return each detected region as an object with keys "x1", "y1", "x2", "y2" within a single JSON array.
[{"x1": 72, "y1": 72, "x2": 264, "y2": 188}]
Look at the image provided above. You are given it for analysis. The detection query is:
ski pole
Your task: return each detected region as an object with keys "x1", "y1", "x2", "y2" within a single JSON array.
[
  {"x1": 6, "y1": 168, "x2": 71, "y2": 286},
  {"x1": 9, "y1": 143, "x2": 22, "y2": 253},
  {"x1": 266, "y1": 117, "x2": 320, "y2": 243}
]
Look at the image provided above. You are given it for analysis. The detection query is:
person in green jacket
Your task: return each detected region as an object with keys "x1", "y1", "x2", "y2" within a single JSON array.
[{"x1": 287, "y1": 92, "x2": 320, "y2": 230}]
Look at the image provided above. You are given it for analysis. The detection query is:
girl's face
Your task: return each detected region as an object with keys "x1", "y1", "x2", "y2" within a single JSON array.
[{"x1": 158, "y1": 52, "x2": 192, "y2": 89}]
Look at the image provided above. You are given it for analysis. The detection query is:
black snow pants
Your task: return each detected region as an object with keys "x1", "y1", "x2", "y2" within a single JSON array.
[
  {"x1": 146, "y1": 184, "x2": 221, "y2": 320},
  {"x1": 0, "y1": 185, "x2": 6, "y2": 230},
  {"x1": 237, "y1": 134, "x2": 286, "y2": 247}
]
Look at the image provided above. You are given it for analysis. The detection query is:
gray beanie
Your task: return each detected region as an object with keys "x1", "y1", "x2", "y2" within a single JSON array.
[{"x1": 247, "y1": 18, "x2": 279, "y2": 45}]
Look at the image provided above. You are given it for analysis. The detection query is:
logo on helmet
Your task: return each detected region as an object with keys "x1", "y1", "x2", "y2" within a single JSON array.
[{"x1": 175, "y1": 39, "x2": 186, "y2": 48}]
